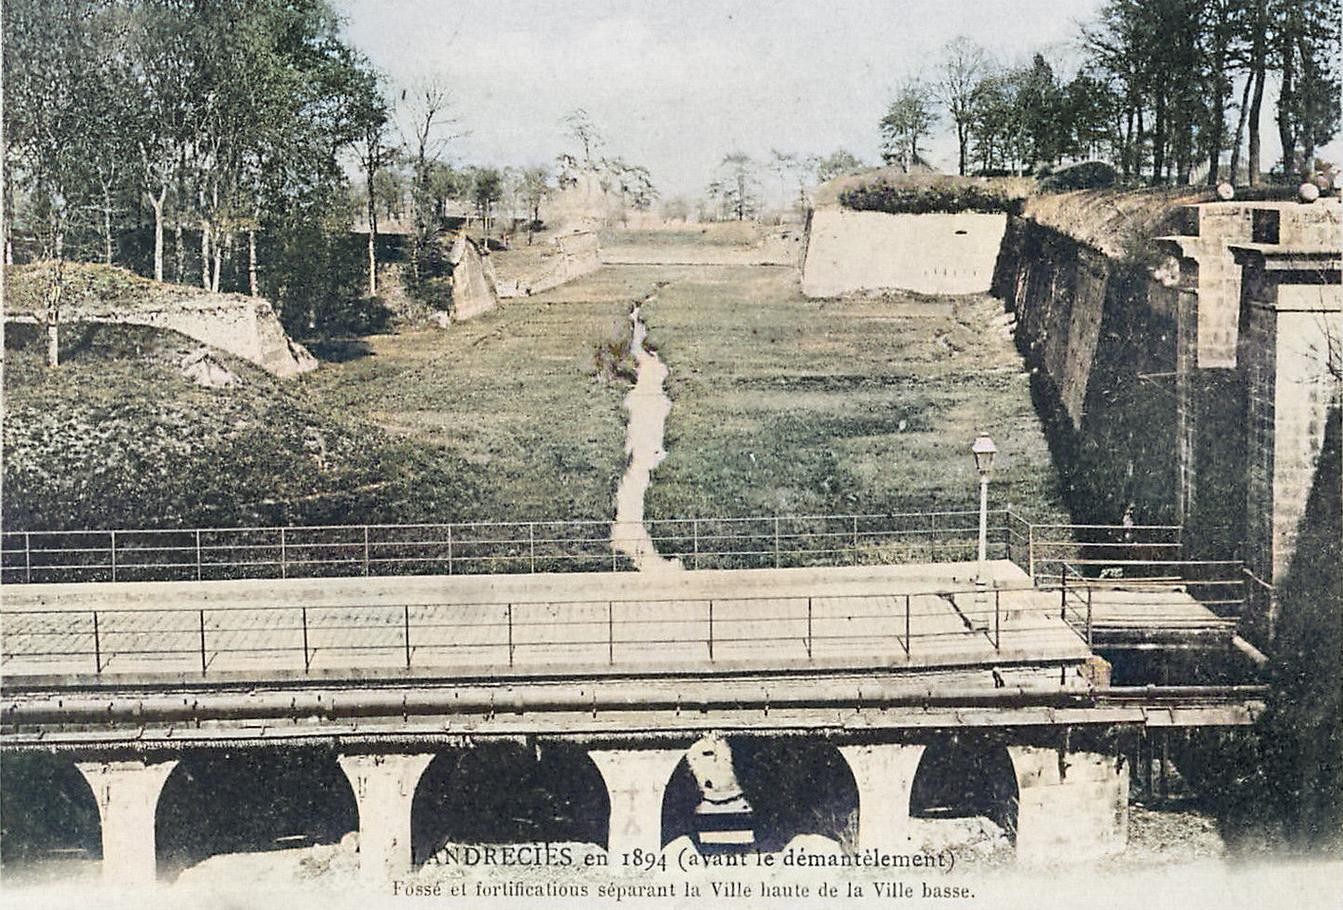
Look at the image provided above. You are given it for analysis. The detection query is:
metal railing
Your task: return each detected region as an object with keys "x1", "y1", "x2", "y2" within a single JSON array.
[
  {"x1": 1, "y1": 585, "x2": 1041, "y2": 678},
  {"x1": 0, "y1": 510, "x2": 1024, "y2": 584}
]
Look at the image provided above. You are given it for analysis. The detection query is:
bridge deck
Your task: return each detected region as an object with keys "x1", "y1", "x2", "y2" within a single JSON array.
[{"x1": 1, "y1": 560, "x2": 1100, "y2": 683}]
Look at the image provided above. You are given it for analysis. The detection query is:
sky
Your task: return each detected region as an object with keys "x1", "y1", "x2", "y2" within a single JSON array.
[{"x1": 332, "y1": 0, "x2": 1328, "y2": 201}]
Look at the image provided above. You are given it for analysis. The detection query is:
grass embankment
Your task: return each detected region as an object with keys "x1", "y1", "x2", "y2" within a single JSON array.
[
  {"x1": 4, "y1": 264, "x2": 653, "y2": 530},
  {"x1": 2, "y1": 323, "x2": 477, "y2": 529},
  {"x1": 304, "y1": 268, "x2": 668, "y2": 523},
  {"x1": 640, "y1": 266, "x2": 1069, "y2": 523}
]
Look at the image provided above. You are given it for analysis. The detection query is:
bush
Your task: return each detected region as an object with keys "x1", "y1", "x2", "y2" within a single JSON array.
[{"x1": 840, "y1": 176, "x2": 1025, "y2": 215}]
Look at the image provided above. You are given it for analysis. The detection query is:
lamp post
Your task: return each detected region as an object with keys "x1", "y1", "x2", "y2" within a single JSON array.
[{"x1": 971, "y1": 434, "x2": 998, "y2": 586}]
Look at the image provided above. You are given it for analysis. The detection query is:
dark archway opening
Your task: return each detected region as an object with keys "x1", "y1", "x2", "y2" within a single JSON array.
[
  {"x1": 661, "y1": 737, "x2": 858, "y2": 853},
  {"x1": 154, "y1": 747, "x2": 357, "y2": 881},
  {"x1": 410, "y1": 742, "x2": 609, "y2": 865},
  {"x1": 909, "y1": 737, "x2": 1019, "y2": 853},
  {"x1": 0, "y1": 753, "x2": 102, "y2": 884}
]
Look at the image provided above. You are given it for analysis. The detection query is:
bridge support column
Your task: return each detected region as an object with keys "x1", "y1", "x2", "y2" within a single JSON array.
[
  {"x1": 76, "y1": 758, "x2": 178, "y2": 886},
  {"x1": 589, "y1": 748, "x2": 683, "y2": 860},
  {"x1": 1007, "y1": 745, "x2": 1128, "y2": 863},
  {"x1": 839, "y1": 743, "x2": 926, "y2": 852},
  {"x1": 338, "y1": 753, "x2": 435, "y2": 883}
]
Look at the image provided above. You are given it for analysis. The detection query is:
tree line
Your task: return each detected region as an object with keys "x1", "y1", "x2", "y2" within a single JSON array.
[
  {"x1": 881, "y1": 0, "x2": 1341, "y2": 185},
  {"x1": 3, "y1": 0, "x2": 394, "y2": 352},
  {"x1": 2, "y1": 2, "x2": 656, "y2": 355}
]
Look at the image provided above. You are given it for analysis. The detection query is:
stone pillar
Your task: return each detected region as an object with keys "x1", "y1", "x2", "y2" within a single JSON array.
[
  {"x1": 589, "y1": 748, "x2": 684, "y2": 859},
  {"x1": 1007, "y1": 745, "x2": 1128, "y2": 863},
  {"x1": 338, "y1": 753, "x2": 435, "y2": 883},
  {"x1": 1231, "y1": 244, "x2": 1341, "y2": 643},
  {"x1": 838, "y1": 743, "x2": 926, "y2": 853},
  {"x1": 76, "y1": 758, "x2": 179, "y2": 886}
]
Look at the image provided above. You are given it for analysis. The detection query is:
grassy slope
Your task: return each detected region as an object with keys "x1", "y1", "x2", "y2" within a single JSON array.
[
  {"x1": 2, "y1": 323, "x2": 478, "y2": 530},
  {"x1": 641, "y1": 266, "x2": 1070, "y2": 523},
  {"x1": 302, "y1": 268, "x2": 665, "y2": 524}
]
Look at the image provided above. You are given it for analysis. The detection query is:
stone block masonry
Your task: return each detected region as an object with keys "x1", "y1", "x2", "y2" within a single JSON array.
[{"x1": 802, "y1": 208, "x2": 1007, "y2": 298}]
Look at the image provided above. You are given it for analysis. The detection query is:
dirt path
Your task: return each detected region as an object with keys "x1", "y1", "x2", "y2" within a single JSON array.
[{"x1": 611, "y1": 288, "x2": 682, "y2": 571}]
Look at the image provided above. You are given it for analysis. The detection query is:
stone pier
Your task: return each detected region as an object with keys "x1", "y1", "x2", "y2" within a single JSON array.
[
  {"x1": 338, "y1": 753, "x2": 435, "y2": 882},
  {"x1": 589, "y1": 747, "x2": 685, "y2": 859},
  {"x1": 75, "y1": 758, "x2": 178, "y2": 886},
  {"x1": 1007, "y1": 746, "x2": 1128, "y2": 863},
  {"x1": 838, "y1": 743, "x2": 927, "y2": 853}
]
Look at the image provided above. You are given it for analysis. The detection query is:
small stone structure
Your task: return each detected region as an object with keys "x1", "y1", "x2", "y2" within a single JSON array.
[
  {"x1": 496, "y1": 231, "x2": 601, "y2": 299},
  {"x1": 7, "y1": 286, "x2": 316, "y2": 377},
  {"x1": 802, "y1": 207, "x2": 1008, "y2": 298},
  {"x1": 446, "y1": 234, "x2": 500, "y2": 321}
]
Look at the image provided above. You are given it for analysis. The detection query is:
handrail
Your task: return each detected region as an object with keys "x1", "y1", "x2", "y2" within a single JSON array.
[{"x1": 1, "y1": 584, "x2": 1039, "y2": 678}]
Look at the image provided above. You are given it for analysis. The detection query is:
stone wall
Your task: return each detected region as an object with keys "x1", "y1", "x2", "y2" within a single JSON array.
[
  {"x1": 993, "y1": 217, "x2": 1180, "y2": 527},
  {"x1": 495, "y1": 231, "x2": 602, "y2": 299},
  {"x1": 7, "y1": 290, "x2": 316, "y2": 377},
  {"x1": 801, "y1": 208, "x2": 1007, "y2": 298}
]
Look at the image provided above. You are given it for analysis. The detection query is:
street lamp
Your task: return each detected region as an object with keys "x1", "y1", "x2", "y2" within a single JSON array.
[{"x1": 971, "y1": 434, "x2": 998, "y2": 584}]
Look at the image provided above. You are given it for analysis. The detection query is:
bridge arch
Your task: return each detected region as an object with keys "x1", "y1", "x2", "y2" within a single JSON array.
[
  {"x1": 154, "y1": 747, "x2": 357, "y2": 881},
  {"x1": 661, "y1": 735, "x2": 858, "y2": 853},
  {"x1": 0, "y1": 752, "x2": 102, "y2": 882},
  {"x1": 410, "y1": 741, "x2": 610, "y2": 865},
  {"x1": 908, "y1": 735, "x2": 1018, "y2": 852}
]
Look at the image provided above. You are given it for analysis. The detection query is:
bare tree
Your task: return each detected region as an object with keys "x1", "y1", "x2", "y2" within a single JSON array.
[
  {"x1": 399, "y1": 75, "x2": 458, "y2": 282},
  {"x1": 938, "y1": 37, "x2": 988, "y2": 176}
]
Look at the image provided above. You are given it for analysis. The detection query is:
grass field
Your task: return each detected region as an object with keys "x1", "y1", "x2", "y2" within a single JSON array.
[
  {"x1": 638, "y1": 264, "x2": 1070, "y2": 524},
  {"x1": 303, "y1": 267, "x2": 679, "y2": 524}
]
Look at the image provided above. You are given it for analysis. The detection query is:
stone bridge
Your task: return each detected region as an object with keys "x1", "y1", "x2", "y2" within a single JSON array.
[{"x1": 1, "y1": 553, "x2": 1263, "y2": 887}]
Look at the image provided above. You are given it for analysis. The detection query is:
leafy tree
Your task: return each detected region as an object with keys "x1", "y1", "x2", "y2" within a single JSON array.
[
  {"x1": 519, "y1": 165, "x2": 551, "y2": 225},
  {"x1": 814, "y1": 149, "x2": 865, "y2": 182},
  {"x1": 880, "y1": 79, "x2": 938, "y2": 170},
  {"x1": 708, "y1": 153, "x2": 760, "y2": 221}
]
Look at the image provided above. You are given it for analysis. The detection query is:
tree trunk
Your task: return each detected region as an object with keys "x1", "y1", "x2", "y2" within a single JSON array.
[
  {"x1": 45, "y1": 257, "x2": 64, "y2": 369},
  {"x1": 1277, "y1": 37, "x2": 1297, "y2": 178},
  {"x1": 200, "y1": 218, "x2": 211, "y2": 290},
  {"x1": 248, "y1": 228, "x2": 259, "y2": 297},
  {"x1": 174, "y1": 220, "x2": 185, "y2": 283},
  {"x1": 211, "y1": 232, "x2": 224, "y2": 293},
  {"x1": 1247, "y1": 62, "x2": 1265, "y2": 185},
  {"x1": 1229, "y1": 70, "x2": 1254, "y2": 183},
  {"x1": 366, "y1": 186, "x2": 378, "y2": 297},
  {"x1": 101, "y1": 183, "x2": 114, "y2": 265},
  {"x1": 149, "y1": 194, "x2": 165, "y2": 282}
]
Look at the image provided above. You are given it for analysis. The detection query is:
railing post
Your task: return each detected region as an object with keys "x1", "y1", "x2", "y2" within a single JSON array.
[
  {"x1": 608, "y1": 601, "x2": 615, "y2": 665},
  {"x1": 447, "y1": 524, "x2": 454, "y2": 576},
  {"x1": 852, "y1": 515, "x2": 859, "y2": 565},
  {"x1": 24, "y1": 532, "x2": 31, "y2": 583},
  {"x1": 404, "y1": 604, "x2": 412, "y2": 669},
  {"x1": 1060, "y1": 569, "x2": 1067, "y2": 621},
  {"x1": 110, "y1": 530, "x2": 117, "y2": 582},
  {"x1": 1028, "y1": 523, "x2": 1036, "y2": 581},
  {"x1": 707, "y1": 600, "x2": 714, "y2": 661},
  {"x1": 198, "y1": 609, "x2": 207, "y2": 675},
  {"x1": 806, "y1": 597, "x2": 813, "y2": 660},
  {"x1": 280, "y1": 527, "x2": 288, "y2": 579},
  {"x1": 195, "y1": 530, "x2": 203, "y2": 581},
  {"x1": 1086, "y1": 586, "x2": 1093, "y2": 649},
  {"x1": 363, "y1": 527, "x2": 371, "y2": 577},
  {"x1": 529, "y1": 524, "x2": 536, "y2": 573},
  {"x1": 692, "y1": 519, "x2": 699, "y2": 570},
  {"x1": 92, "y1": 611, "x2": 101, "y2": 674},
  {"x1": 904, "y1": 593, "x2": 911, "y2": 656},
  {"x1": 302, "y1": 606, "x2": 310, "y2": 671},
  {"x1": 507, "y1": 603, "x2": 514, "y2": 667},
  {"x1": 773, "y1": 516, "x2": 781, "y2": 568},
  {"x1": 994, "y1": 589, "x2": 1001, "y2": 650}
]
